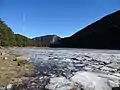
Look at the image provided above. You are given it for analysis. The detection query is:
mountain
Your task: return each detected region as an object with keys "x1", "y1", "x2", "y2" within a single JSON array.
[
  {"x1": 0, "y1": 18, "x2": 37, "y2": 47},
  {"x1": 33, "y1": 35, "x2": 61, "y2": 46},
  {"x1": 0, "y1": 18, "x2": 60, "y2": 47},
  {"x1": 51, "y1": 10, "x2": 120, "y2": 49}
]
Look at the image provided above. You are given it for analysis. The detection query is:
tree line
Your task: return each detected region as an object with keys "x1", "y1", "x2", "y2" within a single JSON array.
[{"x1": 0, "y1": 18, "x2": 38, "y2": 47}]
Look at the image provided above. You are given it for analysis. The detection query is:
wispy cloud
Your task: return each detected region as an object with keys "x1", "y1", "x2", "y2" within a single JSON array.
[
  {"x1": 21, "y1": 13, "x2": 26, "y2": 32},
  {"x1": 22, "y1": 13, "x2": 26, "y2": 22}
]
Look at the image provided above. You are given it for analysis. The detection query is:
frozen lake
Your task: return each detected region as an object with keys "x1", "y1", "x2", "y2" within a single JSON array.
[{"x1": 12, "y1": 48, "x2": 120, "y2": 90}]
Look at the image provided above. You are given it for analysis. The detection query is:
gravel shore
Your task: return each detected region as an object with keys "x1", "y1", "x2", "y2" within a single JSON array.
[{"x1": 0, "y1": 47, "x2": 34, "y2": 90}]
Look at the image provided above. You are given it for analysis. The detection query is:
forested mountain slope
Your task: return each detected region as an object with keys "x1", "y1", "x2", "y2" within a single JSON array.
[{"x1": 51, "y1": 10, "x2": 120, "y2": 49}]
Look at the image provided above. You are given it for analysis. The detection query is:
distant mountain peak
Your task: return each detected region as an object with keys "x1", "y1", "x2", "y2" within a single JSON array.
[{"x1": 33, "y1": 35, "x2": 61, "y2": 46}]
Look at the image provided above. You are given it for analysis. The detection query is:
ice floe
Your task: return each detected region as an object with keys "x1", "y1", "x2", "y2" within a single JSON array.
[{"x1": 11, "y1": 48, "x2": 120, "y2": 90}]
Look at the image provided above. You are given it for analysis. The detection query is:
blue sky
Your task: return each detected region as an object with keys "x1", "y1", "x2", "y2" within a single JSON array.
[{"x1": 0, "y1": 0, "x2": 120, "y2": 38}]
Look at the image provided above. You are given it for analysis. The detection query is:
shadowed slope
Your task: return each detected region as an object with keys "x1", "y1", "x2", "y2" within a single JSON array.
[{"x1": 51, "y1": 10, "x2": 120, "y2": 49}]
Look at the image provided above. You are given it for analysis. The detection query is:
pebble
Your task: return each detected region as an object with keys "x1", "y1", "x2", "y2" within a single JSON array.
[
  {"x1": 6, "y1": 84, "x2": 12, "y2": 90},
  {"x1": 3, "y1": 57, "x2": 7, "y2": 60}
]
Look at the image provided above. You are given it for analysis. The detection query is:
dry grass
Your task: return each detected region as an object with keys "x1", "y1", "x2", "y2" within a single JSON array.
[{"x1": 0, "y1": 51, "x2": 34, "y2": 86}]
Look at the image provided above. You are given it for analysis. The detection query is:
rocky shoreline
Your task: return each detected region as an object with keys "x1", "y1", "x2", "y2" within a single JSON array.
[{"x1": 0, "y1": 47, "x2": 34, "y2": 90}]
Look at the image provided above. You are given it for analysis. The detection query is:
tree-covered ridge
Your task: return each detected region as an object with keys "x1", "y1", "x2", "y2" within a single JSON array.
[
  {"x1": 0, "y1": 19, "x2": 36, "y2": 47},
  {"x1": 51, "y1": 10, "x2": 120, "y2": 49}
]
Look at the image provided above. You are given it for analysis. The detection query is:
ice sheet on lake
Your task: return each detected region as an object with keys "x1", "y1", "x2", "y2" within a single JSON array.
[{"x1": 12, "y1": 48, "x2": 120, "y2": 90}]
